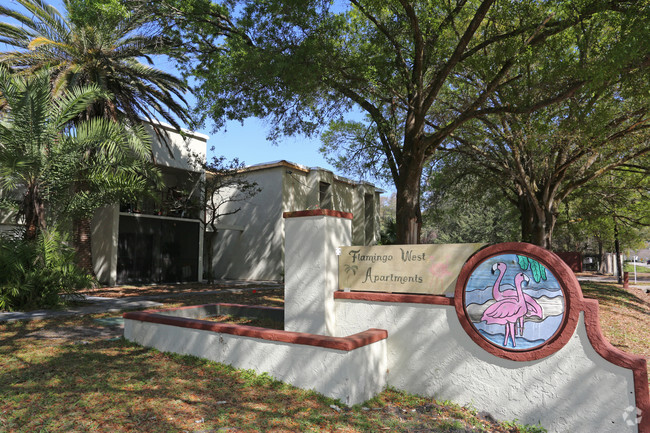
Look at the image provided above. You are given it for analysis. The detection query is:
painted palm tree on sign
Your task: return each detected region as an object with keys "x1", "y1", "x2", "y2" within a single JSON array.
[{"x1": 0, "y1": 0, "x2": 190, "y2": 271}]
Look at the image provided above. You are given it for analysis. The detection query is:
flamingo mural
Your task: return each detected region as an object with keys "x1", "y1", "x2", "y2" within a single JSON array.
[
  {"x1": 464, "y1": 253, "x2": 565, "y2": 351},
  {"x1": 482, "y1": 272, "x2": 536, "y2": 348},
  {"x1": 490, "y1": 262, "x2": 543, "y2": 336}
]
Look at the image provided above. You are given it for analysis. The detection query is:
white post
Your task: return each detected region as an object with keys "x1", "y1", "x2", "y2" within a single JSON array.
[{"x1": 283, "y1": 210, "x2": 352, "y2": 336}]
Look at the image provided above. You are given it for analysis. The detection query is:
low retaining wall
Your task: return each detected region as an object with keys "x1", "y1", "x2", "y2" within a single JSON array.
[{"x1": 123, "y1": 305, "x2": 388, "y2": 406}]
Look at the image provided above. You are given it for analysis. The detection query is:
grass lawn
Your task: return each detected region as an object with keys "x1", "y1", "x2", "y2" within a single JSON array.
[
  {"x1": 2, "y1": 280, "x2": 649, "y2": 433},
  {"x1": 624, "y1": 263, "x2": 650, "y2": 273},
  {"x1": 580, "y1": 280, "x2": 650, "y2": 377},
  {"x1": 0, "y1": 288, "x2": 547, "y2": 433}
]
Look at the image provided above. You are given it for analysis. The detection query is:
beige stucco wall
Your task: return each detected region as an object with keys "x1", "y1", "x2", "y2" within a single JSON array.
[{"x1": 91, "y1": 204, "x2": 120, "y2": 285}]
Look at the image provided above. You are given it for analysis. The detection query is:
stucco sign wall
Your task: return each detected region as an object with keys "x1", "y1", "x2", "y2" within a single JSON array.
[{"x1": 338, "y1": 243, "x2": 484, "y2": 295}]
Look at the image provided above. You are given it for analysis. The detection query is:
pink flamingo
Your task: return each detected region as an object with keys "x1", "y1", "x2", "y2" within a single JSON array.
[
  {"x1": 490, "y1": 262, "x2": 543, "y2": 335},
  {"x1": 481, "y1": 272, "x2": 530, "y2": 347}
]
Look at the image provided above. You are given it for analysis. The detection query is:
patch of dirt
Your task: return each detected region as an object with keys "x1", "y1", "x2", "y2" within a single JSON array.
[
  {"x1": 80, "y1": 282, "x2": 282, "y2": 298},
  {"x1": 26, "y1": 325, "x2": 123, "y2": 343}
]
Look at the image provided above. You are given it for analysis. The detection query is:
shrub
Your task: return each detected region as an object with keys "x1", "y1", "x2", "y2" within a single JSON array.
[{"x1": 0, "y1": 229, "x2": 95, "y2": 311}]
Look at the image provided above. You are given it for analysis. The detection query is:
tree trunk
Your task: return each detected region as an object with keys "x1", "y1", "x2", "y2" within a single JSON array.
[
  {"x1": 23, "y1": 183, "x2": 46, "y2": 242},
  {"x1": 614, "y1": 218, "x2": 623, "y2": 284},
  {"x1": 73, "y1": 216, "x2": 95, "y2": 275},
  {"x1": 518, "y1": 194, "x2": 556, "y2": 250},
  {"x1": 597, "y1": 238, "x2": 605, "y2": 274},
  {"x1": 395, "y1": 160, "x2": 423, "y2": 244},
  {"x1": 205, "y1": 231, "x2": 215, "y2": 283}
]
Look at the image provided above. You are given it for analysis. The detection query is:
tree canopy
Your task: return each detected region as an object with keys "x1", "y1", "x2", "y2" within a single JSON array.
[
  {"x1": 450, "y1": 77, "x2": 650, "y2": 249},
  {"x1": 135, "y1": 0, "x2": 650, "y2": 244}
]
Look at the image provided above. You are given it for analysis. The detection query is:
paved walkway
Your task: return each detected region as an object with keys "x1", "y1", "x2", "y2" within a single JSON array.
[
  {"x1": 2, "y1": 276, "x2": 646, "y2": 323},
  {"x1": 0, "y1": 284, "x2": 281, "y2": 323},
  {"x1": 576, "y1": 273, "x2": 650, "y2": 293}
]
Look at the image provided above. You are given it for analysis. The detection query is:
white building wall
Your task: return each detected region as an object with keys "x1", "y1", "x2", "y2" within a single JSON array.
[
  {"x1": 145, "y1": 122, "x2": 208, "y2": 173},
  {"x1": 210, "y1": 168, "x2": 285, "y2": 280},
  {"x1": 208, "y1": 162, "x2": 381, "y2": 281}
]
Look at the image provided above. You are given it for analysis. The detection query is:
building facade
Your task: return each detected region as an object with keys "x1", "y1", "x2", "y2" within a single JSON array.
[
  {"x1": 206, "y1": 161, "x2": 382, "y2": 281},
  {"x1": 92, "y1": 122, "x2": 208, "y2": 286}
]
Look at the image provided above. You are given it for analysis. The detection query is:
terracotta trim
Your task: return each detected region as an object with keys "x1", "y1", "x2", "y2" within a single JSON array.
[
  {"x1": 123, "y1": 310, "x2": 387, "y2": 351},
  {"x1": 334, "y1": 291, "x2": 454, "y2": 306},
  {"x1": 142, "y1": 303, "x2": 283, "y2": 314},
  {"x1": 582, "y1": 299, "x2": 649, "y2": 433},
  {"x1": 453, "y1": 242, "x2": 582, "y2": 362},
  {"x1": 283, "y1": 209, "x2": 353, "y2": 220}
]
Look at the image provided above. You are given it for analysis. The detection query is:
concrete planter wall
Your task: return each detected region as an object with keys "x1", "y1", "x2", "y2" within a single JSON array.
[{"x1": 124, "y1": 306, "x2": 387, "y2": 406}]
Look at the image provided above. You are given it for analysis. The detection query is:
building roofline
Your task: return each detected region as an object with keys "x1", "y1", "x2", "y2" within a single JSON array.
[
  {"x1": 144, "y1": 119, "x2": 210, "y2": 141},
  {"x1": 236, "y1": 160, "x2": 385, "y2": 193}
]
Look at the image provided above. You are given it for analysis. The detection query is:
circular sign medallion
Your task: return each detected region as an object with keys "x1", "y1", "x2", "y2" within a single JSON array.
[{"x1": 463, "y1": 253, "x2": 565, "y2": 351}]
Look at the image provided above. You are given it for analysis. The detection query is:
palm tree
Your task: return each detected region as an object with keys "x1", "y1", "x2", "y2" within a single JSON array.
[
  {"x1": 0, "y1": 0, "x2": 189, "y2": 129},
  {"x1": 0, "y1": 66, "x2": 104, "y2": 240},
  {"x1": 0, "y1": 0, "x2": 190, "y2": 271},
  {"x1": 0, "y1": 66, "x2": 157, "y2": 275}
]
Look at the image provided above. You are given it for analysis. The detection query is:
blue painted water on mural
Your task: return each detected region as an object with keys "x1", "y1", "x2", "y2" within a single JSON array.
[
  {"x1": 465, "y1": 285, "x2": 563, "y2": 306},
  {"x1": 472, "y1": 313, "x2": 564, "y2": 343},
  {"x1": 478, "y1": 329, "x2": 547, "y2": 350}
]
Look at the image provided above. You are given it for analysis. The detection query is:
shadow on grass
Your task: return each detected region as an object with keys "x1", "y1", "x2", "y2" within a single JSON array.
[
  {"x1": 0, "y1": 315, "x2": 541, "y2": 433},
  {"x1": 0, "y1": 329, "x2": 346, "y2": 432},
  {"x1": 581, "y1": 282, "x2": 650, "y2": 316}
]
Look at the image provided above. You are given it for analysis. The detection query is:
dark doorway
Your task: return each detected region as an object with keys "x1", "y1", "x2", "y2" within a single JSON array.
[{"x1": 117, "y1": 215, "x2": 199, "y2": 284}]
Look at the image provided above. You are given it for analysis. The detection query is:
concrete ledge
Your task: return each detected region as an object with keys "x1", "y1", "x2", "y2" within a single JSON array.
[{"x1": 123, "y1": 304, "x2": 388, "y2": 405}]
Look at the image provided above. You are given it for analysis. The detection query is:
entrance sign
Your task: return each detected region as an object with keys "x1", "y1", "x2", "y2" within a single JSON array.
[{"x1": 338, "y1": 243, "x2": 485, "y2": 295}]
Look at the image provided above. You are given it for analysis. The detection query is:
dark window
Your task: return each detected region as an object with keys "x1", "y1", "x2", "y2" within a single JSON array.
[
  {"x1": 319, "y1": 182, "x2": 332, "y2": 210},
  {"x1": 117, "y1": 216, "x2": 199, "y2": 284},
  {"x1": 365, "y1": 194, "x2": 374, "y2": 244}
]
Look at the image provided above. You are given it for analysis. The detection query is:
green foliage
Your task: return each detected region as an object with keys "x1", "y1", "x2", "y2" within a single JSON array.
[
  {"x1": 67, "y1": 0, "x2": 131, "y2": 29},
  {"x1": 139, "y1": 0, "x2": 649, "y2": 243},
  {"x1": 379, "y1": 217, "x2": 397, "y2": 245},
  {"x1": 553, "y1": 162, "x2": 650, "y2": 255},
  {"x1": 46, "y1": 117, "x2": 158, "y2": 220},
  {"x1": 0, "y1": 0, "x2": 189, "y2": 130},
  {"x1": 422, "y1": 154, "x2": 520, "y2": 244},
  {"x1": 0, "y1": 66, "x2": 106, "y2": 239},
  {"x1": 0, "y1": 229, "x2": 94, "y2": 311},
  {"x1": 501, "y1": 419, "x2": 547, "y2": 433},
  {"x1": 517, "y1": 256, "x2": 547, "y2": 283}
]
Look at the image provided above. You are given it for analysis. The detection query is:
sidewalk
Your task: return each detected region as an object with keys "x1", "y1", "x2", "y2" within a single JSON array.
[
  {"x1": 0, "y1": 284, "x2": 280, "y2": 323},
  {"x1": 576, "y1": 273, "x2": 650, "y2": 293}
]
